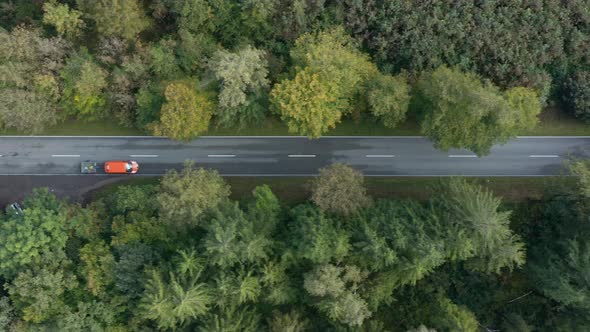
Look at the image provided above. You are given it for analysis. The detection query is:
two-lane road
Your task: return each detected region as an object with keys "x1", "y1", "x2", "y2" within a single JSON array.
[{"x1": 0, "y1": 136, "x2": 588, "y2": 176}]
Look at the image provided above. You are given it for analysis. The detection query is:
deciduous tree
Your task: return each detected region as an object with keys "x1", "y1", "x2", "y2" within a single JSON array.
[
  {"x1": 368, "y1": 74, "x2": 411, "y2": 129},
  {"x1": 6, "y1": 263, "x2": 77, "y2": 323},
  {"x1": 271, "y1": 27, "x2": 379, "y2": 137},
  {"x1": 209, "y1": 46, "x2": 269, "y2": 127},
  {"x1": 157, "y1": 162, "x2": 230, "y2": 228},
  {"x1": 564, "y1": 70, "x2": 590, "y2": 122},
  {"x1": 76, "y1": 0, "x2": 150, "y2": 40},
  {"x1": 0, "y1": 27, "x2": 66, "y2": 133},
  {"x1": 42, "y1": 1, "x2": 84, "y2": 39},
  {"x1": 268, "y1": 310, "x2": 308, "y2": 332},
  {"x1": 0, "y1": 189, "x2": 68, "y2": 278},
  {"x1": 79, "y1": 241, "x2": 115, "y2": 297},
  {"x1": 151, "y1": 81, "x2": 213, "y2": 141},
  {"x1": 304, "y1": 264, "x2": 371, "y2": 327},
  {"x1": 60, "y1": 50, "x2": 108, "y2": 120},
  {"x1": 311, "y1": 163, "x2": 371, "y2": 216},
  {"x1": 270, "y1": 68, "x2": 345, "y2": 138},
  {"x1": 417, "y1": 66, "x2": 538, "y2": 156}
]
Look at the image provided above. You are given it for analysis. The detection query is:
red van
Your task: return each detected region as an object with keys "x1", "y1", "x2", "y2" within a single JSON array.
[{"x1": 104, "y1": 160, "x2": 139, "y2": 174}]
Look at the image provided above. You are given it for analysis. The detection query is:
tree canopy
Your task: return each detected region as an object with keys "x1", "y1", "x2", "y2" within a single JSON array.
[
  {"x1": 151, "y1": 81, "x2": 213, "y2": 141},
  {"x1": 0, "y1": 162, "x2": 585, "y2": 330},
  {"x1": 417, "y1": 66, "x2": 541, "y2": 156}
]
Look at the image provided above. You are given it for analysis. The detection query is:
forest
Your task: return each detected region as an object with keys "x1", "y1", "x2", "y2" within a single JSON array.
[
  {"x1": 0, "y1": 161, "x2": 589, "y2": 331},
  {"x1": 0, "y1": 1, "x2": 589, "y2": 154}
]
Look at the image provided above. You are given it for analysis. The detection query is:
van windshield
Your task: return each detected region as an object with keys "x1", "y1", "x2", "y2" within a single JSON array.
[{"x1": 126, "y1": 162, "x2": 133, "y2": 172}]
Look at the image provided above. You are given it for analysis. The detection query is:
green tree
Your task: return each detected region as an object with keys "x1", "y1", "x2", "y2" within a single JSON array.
[
  {"x1": 209, "y1": 46, "x2": 269, "y2": 127},
  {"x1": 0, "y1": 297, "x2": 14, "y2": 331},
  {"x1": 171, "y1": 0, "x2": 217, "y2": 72},
  {"x1": 568, "y1": 159, "x2": 590, "y2": 198},
  {"x1": 345, "y1": 1, "x2": 573, "y2": 97},
  {"x1": 528, "y1": 182, "x2": 590, "y2": 313},
  {"x1": 157, "y1": 161, "x2": 230, "y2": 228},
  {"x1": 0, "y1": 188, "x2": 68, "y2": 278},
  {"x1": 429, "y1": 294, "x2": 479, "y2": 332},
  {"x1": 433, "y1": 178, "x2": 525, "y2": 273},
  {"x1": 60, "y1": 50, "x2": 108, "y2": 120},
  {"x1": 289, "y1": 205, "x2": 350, "y2": 264},
  {"x1": 311, "y1": 163, "x2": 371, "y2": 216},
  {"x1": 151, "y1": 81, "x2": 213, "y2": 141},
  {"x1": 0, "y1": 26, "x2": 64, "y2": 133},
  {"x1": 199, "y1": 304, "x2": 261, "y2": 332},
  {"x1": 6, "y1": 263, "x2": 77, "y2": 323},
  {"x1": 148, "y1": 38, "x2": 181, "y2": 80},
  {"x1": 260, "y1": 260, "x2": 298, "y2": 306},
  {"x1": 203, "y1": 201, "x2": 273, "y2": 268},
  {"x1": 531, "y1": 238, "x2": 590, "y2": 310},
  {"x1": 271, "y1": 27, "x2": 379, "y2": 137},
  {"x1": 504, "y1": 86, "x2": 541, "y2": 131},
  {"x1": 79, "y1": 241, "x2": 115, "y2": 297},
  {"x1": 304, "y1": 264, "x2": 371, "y2": 327},
  {"x1": 42, "y1": 1, "x2": 84, "y2": 38},
  {"x1": 247, "y1": 185, "x2": 281, "y2": 235},
  {"x1": 76, "y1": 0, "x2": 150, "y2": 40},
  {"x1": 271, "y1": 68, "x2": 345, "y2": 138},
  {"x1": 392, "y1": 288, "x2": 479, "y2": 332},
  {"x1": 417, "y1": 66, "x2": 539, "y2": 156},
  {"x1": 0, "y1": 89, "x2": 58, "y2": 133},
  {"x1": 139, "y1": 251, "x2": 213, "y2": 330},
  {"x1": 367, "y1": 74, "x2": 411, "y2": 129},
  {"x1": 290, "y1": 27, "x2": 377, "y2": 96},
  {"x1": 54, "y1": 300, "x2": 124, "y2": 332},
  {"x1": 113, "y1": 243, "x2": 158, "y2": 299},
  {"x1": 268, "y1": 310, "x2": 309, "y2": 332},
  {"x1": 564, "y1": 71, "x2": 590, "y2": 122}
]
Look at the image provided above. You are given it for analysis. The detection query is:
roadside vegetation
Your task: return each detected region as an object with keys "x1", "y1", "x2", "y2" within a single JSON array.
[
  {"x1": 1, "y1": 1, "x2": 589, "y2": 154},
  {"x1": 0, "y1": 162, "x2": 588, "y2": 330}
]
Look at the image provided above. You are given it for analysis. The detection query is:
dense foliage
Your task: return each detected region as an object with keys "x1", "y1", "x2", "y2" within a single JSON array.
[
  {"x1": 0, "y1": 163, "x2": 587, "y2": 330},
  {"x1": 2, "y1": 1, "x2": 584, "y2": 153}
]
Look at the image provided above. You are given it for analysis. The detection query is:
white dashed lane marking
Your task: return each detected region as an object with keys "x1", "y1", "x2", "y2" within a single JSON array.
[
  {"x1": 529, "y1": 155, "x2": 559, "y2": 158},
  {"x1": 288, "y1": 154, "x2": 316, "y2": 158},
  {"x1": 130, "y1": 155, "x2": 158, "y2": 157},
  {"x1": 449, "y1": 155, "x2": 478, "y2": 158},
  {"x1": 207, "y1": 154, "x2": 236, "y2": 158},
  {"x1": 51, "y1": 154, "x2": 80, "y2": 157}
]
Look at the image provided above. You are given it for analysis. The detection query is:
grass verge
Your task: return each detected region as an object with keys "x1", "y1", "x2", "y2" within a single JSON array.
[
  {"x1": 5, "y1": 107, "x2": 587, "y2": 137},
  {"x1": 1, "y1": 119, "x2": 144, "y2": 136},
  {"x1": 91, "y1": 176, "x2": 575, "y2": 206}
]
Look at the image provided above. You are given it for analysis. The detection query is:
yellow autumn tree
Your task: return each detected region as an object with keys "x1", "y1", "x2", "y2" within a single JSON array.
[
  {"x1": 270, "y1": 68, "x2": 347, "y2": 138},
  {"x1": 152, "y1": 81, "x2": 212, "y2": 141},
  {"x1": 270, "y1": 27, "x2": 379, "y2": 138}
]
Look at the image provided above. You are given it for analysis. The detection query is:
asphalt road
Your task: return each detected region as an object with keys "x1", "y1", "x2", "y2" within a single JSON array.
[{"x1": 0, "y1": 136, "x2": 588, "y2": 176}]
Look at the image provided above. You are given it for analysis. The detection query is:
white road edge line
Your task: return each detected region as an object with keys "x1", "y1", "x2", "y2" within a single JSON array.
[
  {"x1": 448, "y1": 155, "x2": 477, "y2": 158},
  {"x1": 529, "y1": 155, "x2": 559, "y2": 158},
  {"x1": 366, "y1": 154, "x2": 395, "y2": 158},
  {"x1": 51, "y1": 154, "x2": 80, "y2": 157},
  {"x1": 288, "y1": 154, "x2": 316, "y2": 158},
  {"x1": 207, "y1": 154, "x2": 236, "y2": 158},
  {"x1": 130, "y1": 155, "x2": 158, "y2": 157}
]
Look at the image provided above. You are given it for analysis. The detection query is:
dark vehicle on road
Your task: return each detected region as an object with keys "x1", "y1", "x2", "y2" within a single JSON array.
[{"x1": 81, "y1": 161, "x2": 98, "y2": 174}]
